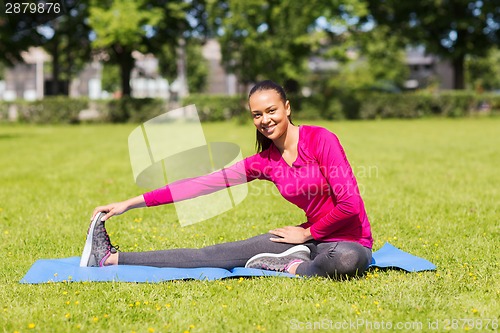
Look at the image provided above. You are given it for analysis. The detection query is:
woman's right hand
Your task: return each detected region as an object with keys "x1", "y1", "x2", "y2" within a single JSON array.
[
  {"x1": 91, "y1": 201, "x2": 130, "y2": 222},
  {"x1": 91, "y1": 195, "x2": 147, "y2": 222}
]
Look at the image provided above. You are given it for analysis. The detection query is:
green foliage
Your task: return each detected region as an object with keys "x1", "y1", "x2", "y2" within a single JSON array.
[
  {"x1": 364, "y1": 0, "x2": 500, "y2": 89},
  {"x1": 211, "y1": 0, "x2": 367, "y2": 88},
  {"x1": 0, "y1": 101, "x2": 9, "y2": 121},
  {"x1": 89, "y1": 0, "x2": 163, "y2": 50},
  {"x1": 466, "y1": 47, "x2": 500, "y2": 91},
  {"x1": 101, "y1": 63, "x2": 121, "y2": 93},
  {"x1": 158, "y1": 39, "x2": 209, "y2": 93},
  {"x1": 15, "y1": 97, "x2": 88, "y2": 124},
  {"x1": 182, "y1": 94, "x2": 246, "y2": 121},
  {"x1": 103, "y1": 97, "x2": 167, "y2": 123}
]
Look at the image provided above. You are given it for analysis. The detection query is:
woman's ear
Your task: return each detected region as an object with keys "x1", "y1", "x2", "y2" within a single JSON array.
[{"x1": 285, "y1": 100, "x2": 291, "y2": 116}]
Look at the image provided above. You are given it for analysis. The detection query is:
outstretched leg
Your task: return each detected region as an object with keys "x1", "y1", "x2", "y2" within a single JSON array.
[{"x1": 117, "y1": 233, "x2": 297, "y2": 269}]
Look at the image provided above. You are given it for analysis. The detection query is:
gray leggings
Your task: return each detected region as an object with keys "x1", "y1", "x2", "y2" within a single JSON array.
[{"x1": 119, "y1": 233, "x2": 372, "y2": 279}]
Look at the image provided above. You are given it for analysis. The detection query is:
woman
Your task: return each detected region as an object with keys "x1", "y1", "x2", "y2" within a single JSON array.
[{"x1": 82, "y1": 80, "x2": 373, "y2": 278}]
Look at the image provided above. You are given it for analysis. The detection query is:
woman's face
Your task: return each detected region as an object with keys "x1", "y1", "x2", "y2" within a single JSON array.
[{"x1": 249, "y1": 90, "x2": 291, "y2": 141}]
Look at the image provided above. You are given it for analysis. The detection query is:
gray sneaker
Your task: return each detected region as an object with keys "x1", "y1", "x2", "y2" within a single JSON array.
[
  {"x1": 245, "y1": 245, "x2": 311, "y2": 273},
  {"x1": 80, "y1": 212, "x2": 118, "y2": 267}
]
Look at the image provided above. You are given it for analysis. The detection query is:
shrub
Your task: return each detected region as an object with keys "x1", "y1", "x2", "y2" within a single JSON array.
[
  {"x1": 0, "y1": 101, "x2": 9, "y2": 121},
  {"x1": 181, "y1": 94, "x2": 246, "y2": 121},
  {"x1": 102, "y1": 97, "x2": 166, "y2": 123},
  {"x1": 16, "y1": 97, "x2": 88, "y2": 124}
]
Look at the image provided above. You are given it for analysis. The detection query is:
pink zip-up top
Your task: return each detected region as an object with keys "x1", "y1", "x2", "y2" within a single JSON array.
[{"x1": 143, "y1": 125, "x2": 373, "y2": 249}]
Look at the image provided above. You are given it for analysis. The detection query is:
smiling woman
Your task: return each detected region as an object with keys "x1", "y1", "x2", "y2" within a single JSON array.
[{"x1": 81, "y1": 80, "x2": 373, "y2": 279}]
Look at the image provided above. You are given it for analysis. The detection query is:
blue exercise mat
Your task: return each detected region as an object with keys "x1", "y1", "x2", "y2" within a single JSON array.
[{"x1": 20, "y1": 242, "x2": 435, "y2": 284}]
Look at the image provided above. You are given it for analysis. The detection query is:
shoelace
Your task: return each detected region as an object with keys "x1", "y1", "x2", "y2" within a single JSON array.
[{"x1": 102, "y1": 225, "x2": 120, "y2": 253}]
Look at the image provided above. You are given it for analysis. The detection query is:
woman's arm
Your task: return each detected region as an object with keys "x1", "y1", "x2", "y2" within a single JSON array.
[
  {"x1": 92, "y1": 153, "x2": 267, "y2": 221},
  {"x1": 309, "y1": 129, "x2": 362, "y2": 240}
]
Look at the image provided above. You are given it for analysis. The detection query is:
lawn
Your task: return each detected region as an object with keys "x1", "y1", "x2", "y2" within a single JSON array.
[{"x1": 1, "y1": 117, "x2": 499, "y2": 332}]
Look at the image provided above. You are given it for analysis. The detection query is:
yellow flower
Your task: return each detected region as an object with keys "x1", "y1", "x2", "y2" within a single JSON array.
[
  {"x1": 65, "y1": 313, "x2": 71, "y2": 319},
  {"x1": 135, "y1": 301, "x2": 141, "y2": 307},
  {"x1": 28, "y1": 323, "x2": 36, "y2": 329},
  {"x1": 148, "y1": 328, "x2": 155, "y2": 333},
  {"x1": 93, "y1": 316, "x2": 99, "y2": 322}
]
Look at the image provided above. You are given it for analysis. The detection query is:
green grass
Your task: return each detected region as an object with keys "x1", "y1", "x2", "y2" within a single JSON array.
[{"x1": 1, "y1": 118, "x2": 499, "y2": 332}]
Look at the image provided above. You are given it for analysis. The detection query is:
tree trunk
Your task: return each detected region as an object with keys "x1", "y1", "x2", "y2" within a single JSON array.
[
  {"x1": 452, "y1": 54, "x2": 465, "y2": 90},
  {"x1": 113, "y1": 44, "x2": 134, "y2": 97},
  {"x1": 51, "y1": 38, "x2": 60, "y2": 95}
]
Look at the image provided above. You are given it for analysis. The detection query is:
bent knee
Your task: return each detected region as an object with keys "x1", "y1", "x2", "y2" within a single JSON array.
[{"x1": 327, "y1": 243, "x2": 371, "y2": 278}]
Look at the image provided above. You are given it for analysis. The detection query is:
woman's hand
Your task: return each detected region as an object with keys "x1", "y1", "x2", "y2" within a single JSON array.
[
  {"x1": 91, "y1": 195, "x2": 147, "y2": 222},
  {"x1": 269, "y1": 226, "x2": 313, "y2": 244}
]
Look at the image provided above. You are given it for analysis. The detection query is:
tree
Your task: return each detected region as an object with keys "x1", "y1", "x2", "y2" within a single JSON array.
[
  {"x1": 466, "y1": 47, "x2": 500, "y2": 91},
  {"x1": 89, "y1": 0, "x2": 163, "y2": 97},
  {"x1": 40, "y1": 0, "x2": 92, "y2": 95},
  {"x1": 158, "y1": 39, "x2": 209, "y2": 93},
  {"x1": 364, "y1": 0, "x2": 500, "y2": 89},
  {"x1": 209, "y1": 0, "x2": 367, "y2": 93}
]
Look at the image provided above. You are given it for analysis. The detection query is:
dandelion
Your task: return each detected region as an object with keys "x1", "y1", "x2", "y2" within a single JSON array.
[
  {"x1": 221, "y1": 304, "x2": 227, "y2": 308},
  {"x1": 472, "y1": 308, "x2": 478, "y2": 314},
  {"x1": 189, "y1": 324, "x2": 195, "y2": 329},
  {"x1": 148, "y1": 328, "x2": 155, "y2": 333},
  {"x1": 226, "y1": 286, "x2": 232, "y2": 291},
  {"x1": 315, "y1": 303, "x2": 320, "y2": 308},
  {"x1": 135, "y1": 301, "x2": 141, "y2": 307},
  {"x1": 104, "y1": 314, "x2": 109, "y2": 318},
  {"x1": 93, "y1": 316, "x2": 99, "y2": 322},
  {"x1": 65, "y1": 313, "x2": 71, "y2": 319},
  {"x1": 165, "y1": 303, "x2": 171, "y2": 308},
  {"x1": 28, "y1": 323, "x2": 36, "y2": 329},
  {"x1": 74, "y1": 301, "x2": 80, "y2": 305},
  {"x1": 374, "y1": 301, "x2": 379, "y2": 305}
]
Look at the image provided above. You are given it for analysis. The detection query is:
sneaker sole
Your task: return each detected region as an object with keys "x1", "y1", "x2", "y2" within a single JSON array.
[
  {"x1": 244, "y1": 244, "x2": 311, "y2": 268},
  {"x1": 79, "y1": 212, "x2": 106, "y2": 267}
]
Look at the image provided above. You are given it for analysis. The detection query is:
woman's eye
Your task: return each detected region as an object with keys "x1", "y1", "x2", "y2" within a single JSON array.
[
  {"x1": 253, "y1": 114, "x2": 261, "y2": 119},
  {"x1": 269, "y1": 109, "x2": 276, "y2": 113}
]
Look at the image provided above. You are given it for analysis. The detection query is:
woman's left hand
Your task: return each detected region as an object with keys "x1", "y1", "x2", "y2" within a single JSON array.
[{"x1": 269, "y1": 226, "x2": 313, "y2": 244}]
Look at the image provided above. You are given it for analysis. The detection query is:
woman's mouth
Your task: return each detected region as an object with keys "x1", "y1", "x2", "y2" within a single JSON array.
[{"x1": 261, "y1": 124, "x2": 276, "y2": 135}]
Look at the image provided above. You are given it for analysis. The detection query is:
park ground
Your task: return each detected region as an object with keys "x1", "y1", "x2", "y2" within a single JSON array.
[{"x1": 0, "y1": 117, "x2": 499, "y2": 332}]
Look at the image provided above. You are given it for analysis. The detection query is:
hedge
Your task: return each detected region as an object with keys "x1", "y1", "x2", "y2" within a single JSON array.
[
  {"x1": 0, "y1": 91, "x2": 499, "y2": 124},
  {"x1": 181, "y1": 94, "x2": 246, "y2": 121}
]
